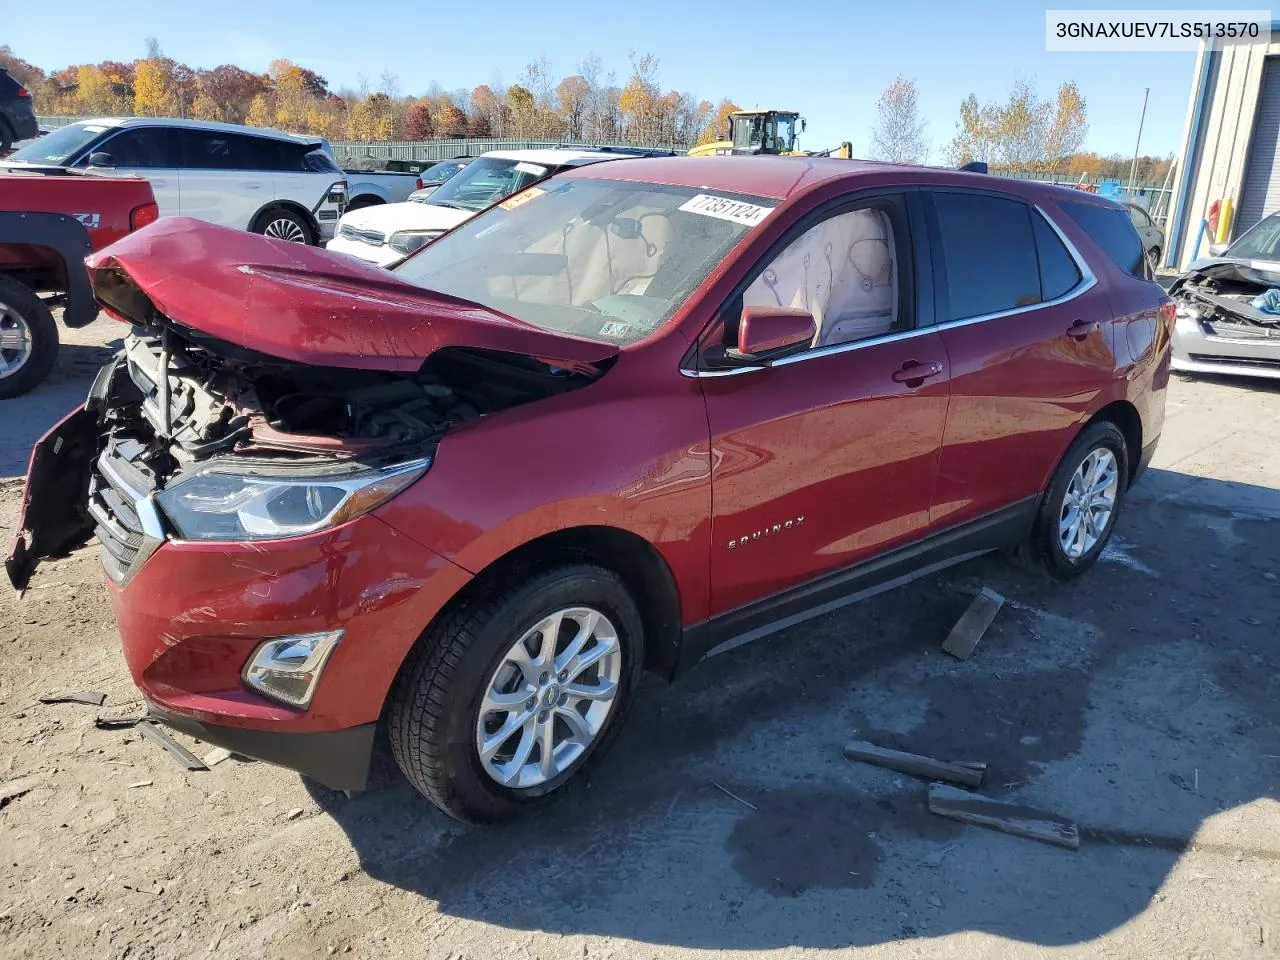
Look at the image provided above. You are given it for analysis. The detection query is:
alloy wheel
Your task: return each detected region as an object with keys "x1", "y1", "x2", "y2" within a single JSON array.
[
  {"x1": 1058, "y1": 447, "x2": 1119, "y2": 559},
  {"x1": 475, "y1": 606, "x2": 622, "y2": 789},
  {"x1": 262, "y1": 217, "x2": 308, "y2": 243},
  {"x1": 0, "y1": 301, "x2": 32, "y2": 379}
]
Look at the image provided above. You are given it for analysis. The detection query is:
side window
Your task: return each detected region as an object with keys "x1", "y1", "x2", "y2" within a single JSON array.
[
  {"x1": 1060, "y1": 200, "x2": 1144, "y2": 277},
  {"x1": 741, "y1": 206, "x2": 900, "y2": 349},
  {"x1": 933, "y1": 193, "x2": 1040, "y2": 321},
  {"x1": 1032, "y1": 212, "x2": 1082, "y2": 301},
  {"x1": 180, "y1": 131, "x2": 263, "y2": 170},
  {"x1": 99, "y1": 128, "x2": 175, "y2": 168}
]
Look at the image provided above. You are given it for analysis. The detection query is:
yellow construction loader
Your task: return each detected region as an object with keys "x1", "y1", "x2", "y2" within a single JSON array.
[{"x1": 688, "y1": 110, "x2": 852, "y2": 159}]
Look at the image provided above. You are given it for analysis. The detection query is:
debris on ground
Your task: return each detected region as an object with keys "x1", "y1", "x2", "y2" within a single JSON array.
[
  {"x1": 844, "y1": 740, "x2": 986, "y2": 787},
  {"x1": 136, "y1": 721, "x2": 207, "y2": 771},
  {"x1": 927, "y1": 783, "x2": 1079, "y2": 850},
  {"x1": 38, "y1": 691, "x2": 107, "y2": 707},
  {"x1": 0, "y1": 775, "x2": 42, "y2": 808},
  {"x1": 709, "y1": 779, "x2": 758, "y2": 811},
  {"x1": 287, "y1": 807, "x2": 304, "y2": 820},
  {"x1": 128, "y1": 780, "x2": 152, "y2": 789},
  {"x1": 95, "y1": 702, "x2": 149, "y2": 729},
  {"x1": 203, "y1": 747, "x2": 234, "y2": 767},
  {"x1": 942, "y1": 587, "x2": 1005, "y2": 660}
]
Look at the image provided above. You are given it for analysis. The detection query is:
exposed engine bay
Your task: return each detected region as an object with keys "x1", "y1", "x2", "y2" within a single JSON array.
[
  {"x1": 6, "y1": 318, "x2": 600, "y2": 590},
  {"x1": 1171, "y1": 261, "x2": 1280, "y2": 338},
  {"x1": 116, "y1": 323, "x2": 597, "y2": 470}
]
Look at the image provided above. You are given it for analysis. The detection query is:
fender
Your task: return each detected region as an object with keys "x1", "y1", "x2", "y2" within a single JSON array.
[{"x1": 0, "y1": 211, "x2": 97, "y2": 327}]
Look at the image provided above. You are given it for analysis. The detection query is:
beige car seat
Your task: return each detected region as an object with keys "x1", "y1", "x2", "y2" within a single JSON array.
[{"x1": 743, "y1": 208, "x2": 896, "y2": 347}]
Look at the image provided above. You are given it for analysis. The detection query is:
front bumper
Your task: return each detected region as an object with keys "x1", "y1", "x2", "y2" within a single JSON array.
[
  {"x1": 1172, "y1": 312, "x2": 1280, "y2": 379},
  {"x1": 324, "y1": 234, "x2": 401, "y2": 267},
  {"x1": 148, "y1": 703, "x2": 377, "y2": 790},
  {"x1": 108, "y1": 511, "x2": 471, "y2": 784}
]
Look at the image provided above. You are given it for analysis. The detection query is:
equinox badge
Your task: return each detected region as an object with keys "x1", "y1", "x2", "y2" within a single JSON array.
[{"x1": 728, "y1": 516, "x2": 805, "y2": 550}]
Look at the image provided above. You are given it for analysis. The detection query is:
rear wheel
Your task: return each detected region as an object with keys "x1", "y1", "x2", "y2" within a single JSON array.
[
  {"x1": 388, "y1": 564, "x2": 644, "y2": 823},
  {"x1": 1146, "y1": 246, "x2": 1161, "y2": 278},
  {"x1": 0, "y1": 275, "x2": 59, "y2": 399},
  {"x1": 1012, "y1": 421, "x2": 1128, "y2": 580},
  {"x1": 0, "y1": 120, "x2": 14, "y2": 155},
  {"x1": 252, "y1": 207, "x2": 314, "y2": 245}
]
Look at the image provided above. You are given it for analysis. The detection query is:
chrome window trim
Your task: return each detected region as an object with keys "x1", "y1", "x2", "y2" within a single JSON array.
[{"x1": 680, "y1": 202, "x2": 1096, "y2": 378}]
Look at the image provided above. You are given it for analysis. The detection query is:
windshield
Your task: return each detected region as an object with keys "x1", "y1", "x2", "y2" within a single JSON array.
[
  {"x1": 424, "y1": 160, "x2": 465, "y2": 184},
  {"x1": 729, "y1": 114, "x2": 797, "y2": 153},
  {"x1": 1225, "y1": 213, "x2": 1280, "y2": 261},
  {"x1": 8, "y1": 122, "x2": 110, "y2": 164},
  {"x1": 394, "y1": 177, "x2": 775, "y2": 346},
  {"x1": 427, "y1": 156, "x2": 550, "y2": 212}
]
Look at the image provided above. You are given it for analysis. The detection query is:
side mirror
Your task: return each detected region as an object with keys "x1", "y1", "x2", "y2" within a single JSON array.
[
  {"x1": 730, "y1": 306, "x2": 816, "y2": 363},
  {"x1": 1208, "y1": 242, "x2": 1228, "y2": 257},
  {"x1": 87, "y1": 151, "x2": 115, "y2": 168}
]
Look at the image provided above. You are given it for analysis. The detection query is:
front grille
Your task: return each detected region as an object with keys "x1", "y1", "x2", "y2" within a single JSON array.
[
  {"x1": 338, "y1": 223, "x2": 386, "y2": 246},
  {"x1": 1187, "y1": 353, "x2": 1280, "y2": 371},
  {"x1": 87, "y1": 435, "x2": 162, "y2": 584}
]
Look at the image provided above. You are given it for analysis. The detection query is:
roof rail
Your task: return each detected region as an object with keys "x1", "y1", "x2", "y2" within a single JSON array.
[
  {"x1": 553, "y1": 144, "x2": 677, "y2": 157},
  {"x1": 958, "y1": 161, "x2": 988, "y2": 174}
]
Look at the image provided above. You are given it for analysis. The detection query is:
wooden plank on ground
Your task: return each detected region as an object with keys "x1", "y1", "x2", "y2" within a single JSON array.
[
  {"x1": 942, "y1": 587, "x2": 1006, "y2": 660},
  {"x1": 844, "y1": 741, "x2": 985, "y2": 787},
  {"x1": 927, "y1": 783, "x2": 1080, "y2": 850}
]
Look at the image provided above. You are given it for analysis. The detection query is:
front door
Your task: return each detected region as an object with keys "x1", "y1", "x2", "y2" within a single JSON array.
[
  {"x1": 84, "y1": 127, "x2": 180, "y2": 217},
  {"x1": 700, "y1": 196, "x2": 950, "y2": 616}
]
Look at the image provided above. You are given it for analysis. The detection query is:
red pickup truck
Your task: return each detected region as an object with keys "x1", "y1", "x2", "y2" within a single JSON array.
[{"x1": 0, "y1": 169, "x2": 157, "y2": 397}]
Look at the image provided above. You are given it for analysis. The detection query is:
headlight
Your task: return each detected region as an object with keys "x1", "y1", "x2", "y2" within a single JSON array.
[
  {"x1": 388, "y1": 230, "x2": 443, "y2": 255},
  {"x1": 156, "y1": 459, "x2": 428, "y2": 541}
]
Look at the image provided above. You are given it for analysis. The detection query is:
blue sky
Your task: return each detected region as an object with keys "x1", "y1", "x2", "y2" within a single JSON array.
[{"x1": 7, "y1": 0, "x2": 1201, "y2": 159}]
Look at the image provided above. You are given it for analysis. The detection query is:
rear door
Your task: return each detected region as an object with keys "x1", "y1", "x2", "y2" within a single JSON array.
[
  {"x1": 175, "y1": 130, "x2": 271, "y2": 229},
  {"x1": 700, "y1": 192, "x2": 951, "y2": 616},
  {"x1": 86, "y1": 127, "x2": 181, "y2": 216},
  {"x1": 925, "y1": 189, "x2": 1116, "y2": 528}
]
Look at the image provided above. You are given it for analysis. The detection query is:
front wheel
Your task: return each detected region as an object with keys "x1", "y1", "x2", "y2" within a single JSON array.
[
  {"x1": 0, "y1": 275, "x2": 59, "y2": 399},
  {"x1": 1012, "y1": 421, "x2": 1129, "y2": 580},
  {"x1": 388, "y1": 564, "x2": 645, "y2": 822},
  {"x1": 1146, "y1": 246, "x2": 1162, "y2": 278},
  {"x1": 253, "y1": 207, "x2": 314, "y2": 245}
]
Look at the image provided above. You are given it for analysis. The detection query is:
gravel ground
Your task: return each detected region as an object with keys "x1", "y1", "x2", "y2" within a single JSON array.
[{"x1": 1, "y1": 319, "x2": 1278, "y2": 960}]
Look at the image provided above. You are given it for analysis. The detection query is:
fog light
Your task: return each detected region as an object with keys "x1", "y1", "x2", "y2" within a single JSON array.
[{"x1": 243, "y1": 630, "x2": 343, "y2": 708}]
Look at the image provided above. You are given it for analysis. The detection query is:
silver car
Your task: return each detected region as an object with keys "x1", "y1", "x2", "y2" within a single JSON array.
[{"x1": 1170, "y1": 212, "x2": 1280, "y2": 380}]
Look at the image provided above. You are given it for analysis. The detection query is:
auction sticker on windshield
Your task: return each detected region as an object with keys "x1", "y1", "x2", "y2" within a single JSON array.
[
  {"x1": 679, "y1": 194, "x2": 774, "y2": 227},
  {"x1": 499, "y1": 187, "x2": 545, "y2": 211}
]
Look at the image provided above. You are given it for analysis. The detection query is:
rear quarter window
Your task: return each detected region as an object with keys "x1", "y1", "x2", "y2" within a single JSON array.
[
  {"x1": 1032, "y1": 212, "x2": 1083, "y2": 300},
  {"x1": 1060, "y1": 200, "x2": 1144, "y2": 277}
]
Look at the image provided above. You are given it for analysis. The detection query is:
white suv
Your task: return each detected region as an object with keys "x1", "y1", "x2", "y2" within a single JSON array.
[
  {"x1": 1, "y1": 117, "x2": 347, "y2": 243},
  {"x1": 326, "y1": 147, "x2": 667, "y2": 266}
]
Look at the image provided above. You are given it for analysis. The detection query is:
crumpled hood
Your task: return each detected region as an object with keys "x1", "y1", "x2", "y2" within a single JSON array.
[
  {"x1": 86, "y1": 217, "x2": 618, "y2": 371},
  {"x1": 338, "y1": 199, "x2": 472, "y2": 235}
]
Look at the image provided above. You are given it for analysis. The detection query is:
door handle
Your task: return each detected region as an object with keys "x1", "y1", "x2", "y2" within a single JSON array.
[
  {"x1": 240, "y1": 182, "x2": 263, "y2": 189},
  {"x1": 892, "y1": 360, "x2": 944, "y2": 385},
  {"x1": 1066, "y1": 319, "x2": 1100, "y2": 341}
]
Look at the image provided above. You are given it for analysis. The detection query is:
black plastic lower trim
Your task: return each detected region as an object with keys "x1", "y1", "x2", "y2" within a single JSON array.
[
  {"x1": 676, "y1": 496, "x2": 1038, "y2": 673},
  {"x1": 1131, "y1": 437, "x2": 1160, "y2": 486},
  {"x1": 0, "y1": 211, "x2": 97, "y2": 327},
  {"x1": 146, "y1": 703, "x2": 376, "y2": 791}
]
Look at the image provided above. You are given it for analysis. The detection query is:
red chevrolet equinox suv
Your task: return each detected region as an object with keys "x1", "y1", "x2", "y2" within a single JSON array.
[{"x1": 8, "y1": 157, "x2": 1173, "y2": 823}]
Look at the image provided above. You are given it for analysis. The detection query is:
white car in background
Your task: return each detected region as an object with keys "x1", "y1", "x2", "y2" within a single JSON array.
[
  {"x1": 326, "y1": 148, "x2": 669, "y2": 266},
  {"x1": 1, "y1": 117, "x2": 348, "y2": 243}
]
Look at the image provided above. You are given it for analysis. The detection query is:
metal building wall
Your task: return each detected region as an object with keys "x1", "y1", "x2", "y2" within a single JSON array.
[{"x1": 1168, "y1": 31, "x2": 1280, "y2": 269}]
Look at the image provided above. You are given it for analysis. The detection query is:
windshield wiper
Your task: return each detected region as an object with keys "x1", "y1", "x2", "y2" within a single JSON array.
[{"x1": 429, "y1": 200, "x2": 467, "y2": 210}]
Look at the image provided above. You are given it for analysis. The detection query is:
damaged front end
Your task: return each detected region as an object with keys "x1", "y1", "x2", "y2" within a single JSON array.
[
  {"x1": 1170, "y1": 260, "x2": 1280, "y2": 378},
  {"x1": 8, "y1": 303, "x2": 605, "y2": 593}
]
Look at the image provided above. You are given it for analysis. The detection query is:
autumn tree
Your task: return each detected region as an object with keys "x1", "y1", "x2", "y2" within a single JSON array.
[
  {"x1": 433, "y1": 97, "x2": 467, "y2": 138},
  {"x1": 869, "y1": 75, "x2": 927, "y2": 163},
  {"x1": 700, "y1": 99, "x2": 741, "y2": 144},
  {"x1": 1041, "y1": 81, "x2": 1087, "y2": 173},
  {"x1": 197, "y1": 65, "x2": 267, "y2": 123},
  {"x1": 245, "y1": 93, "x2": 275, "y2": 127},
  {"x1": 133, "y1": 58, "x2": 177, "y2": 116},
  {"x1": 347, "y1": 92, "x2": 392, "y2": 140},
  {"x1": 507, "y1": 84, "x2": 534, "y2": 135},
  {"x1": 75, "y1": 64, "x2": 129, "y2": 114},
  {"x1": 405, "y1": 101, "x2": 434, "y2": 140},
  {"x1": 948, "y1": 76, "x2": 1089, "y2": 173},
  {"x1": 556, "y1": 75, "x2": 591, "y2": 139},
  {"x1": 946, "y1": 93, "x2": 1000, "y2": 166}
]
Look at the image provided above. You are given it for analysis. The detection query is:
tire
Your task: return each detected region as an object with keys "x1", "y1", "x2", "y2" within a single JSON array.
[
  {"x1": 1146, "y1": 246, "x2": 1161, "y2": 278},
  {"x1": 0, "y1": 275, "x2": 59, "y2": 399},
  {"x1": 1012, "y1": 421, "x2": 1129, "y2": 580},
  {"x1": 344, "y1": 196, "x2": 382, "y2": 212},
  {"x1": 388, "y1": 563, "x2": 645, "y2": 823},
  {"x1": 252, "y1": 207, "x2": 314, "y2": 245},
  {"x1": 0, "y1": 120, "x2": 13, "y2": 155}
]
